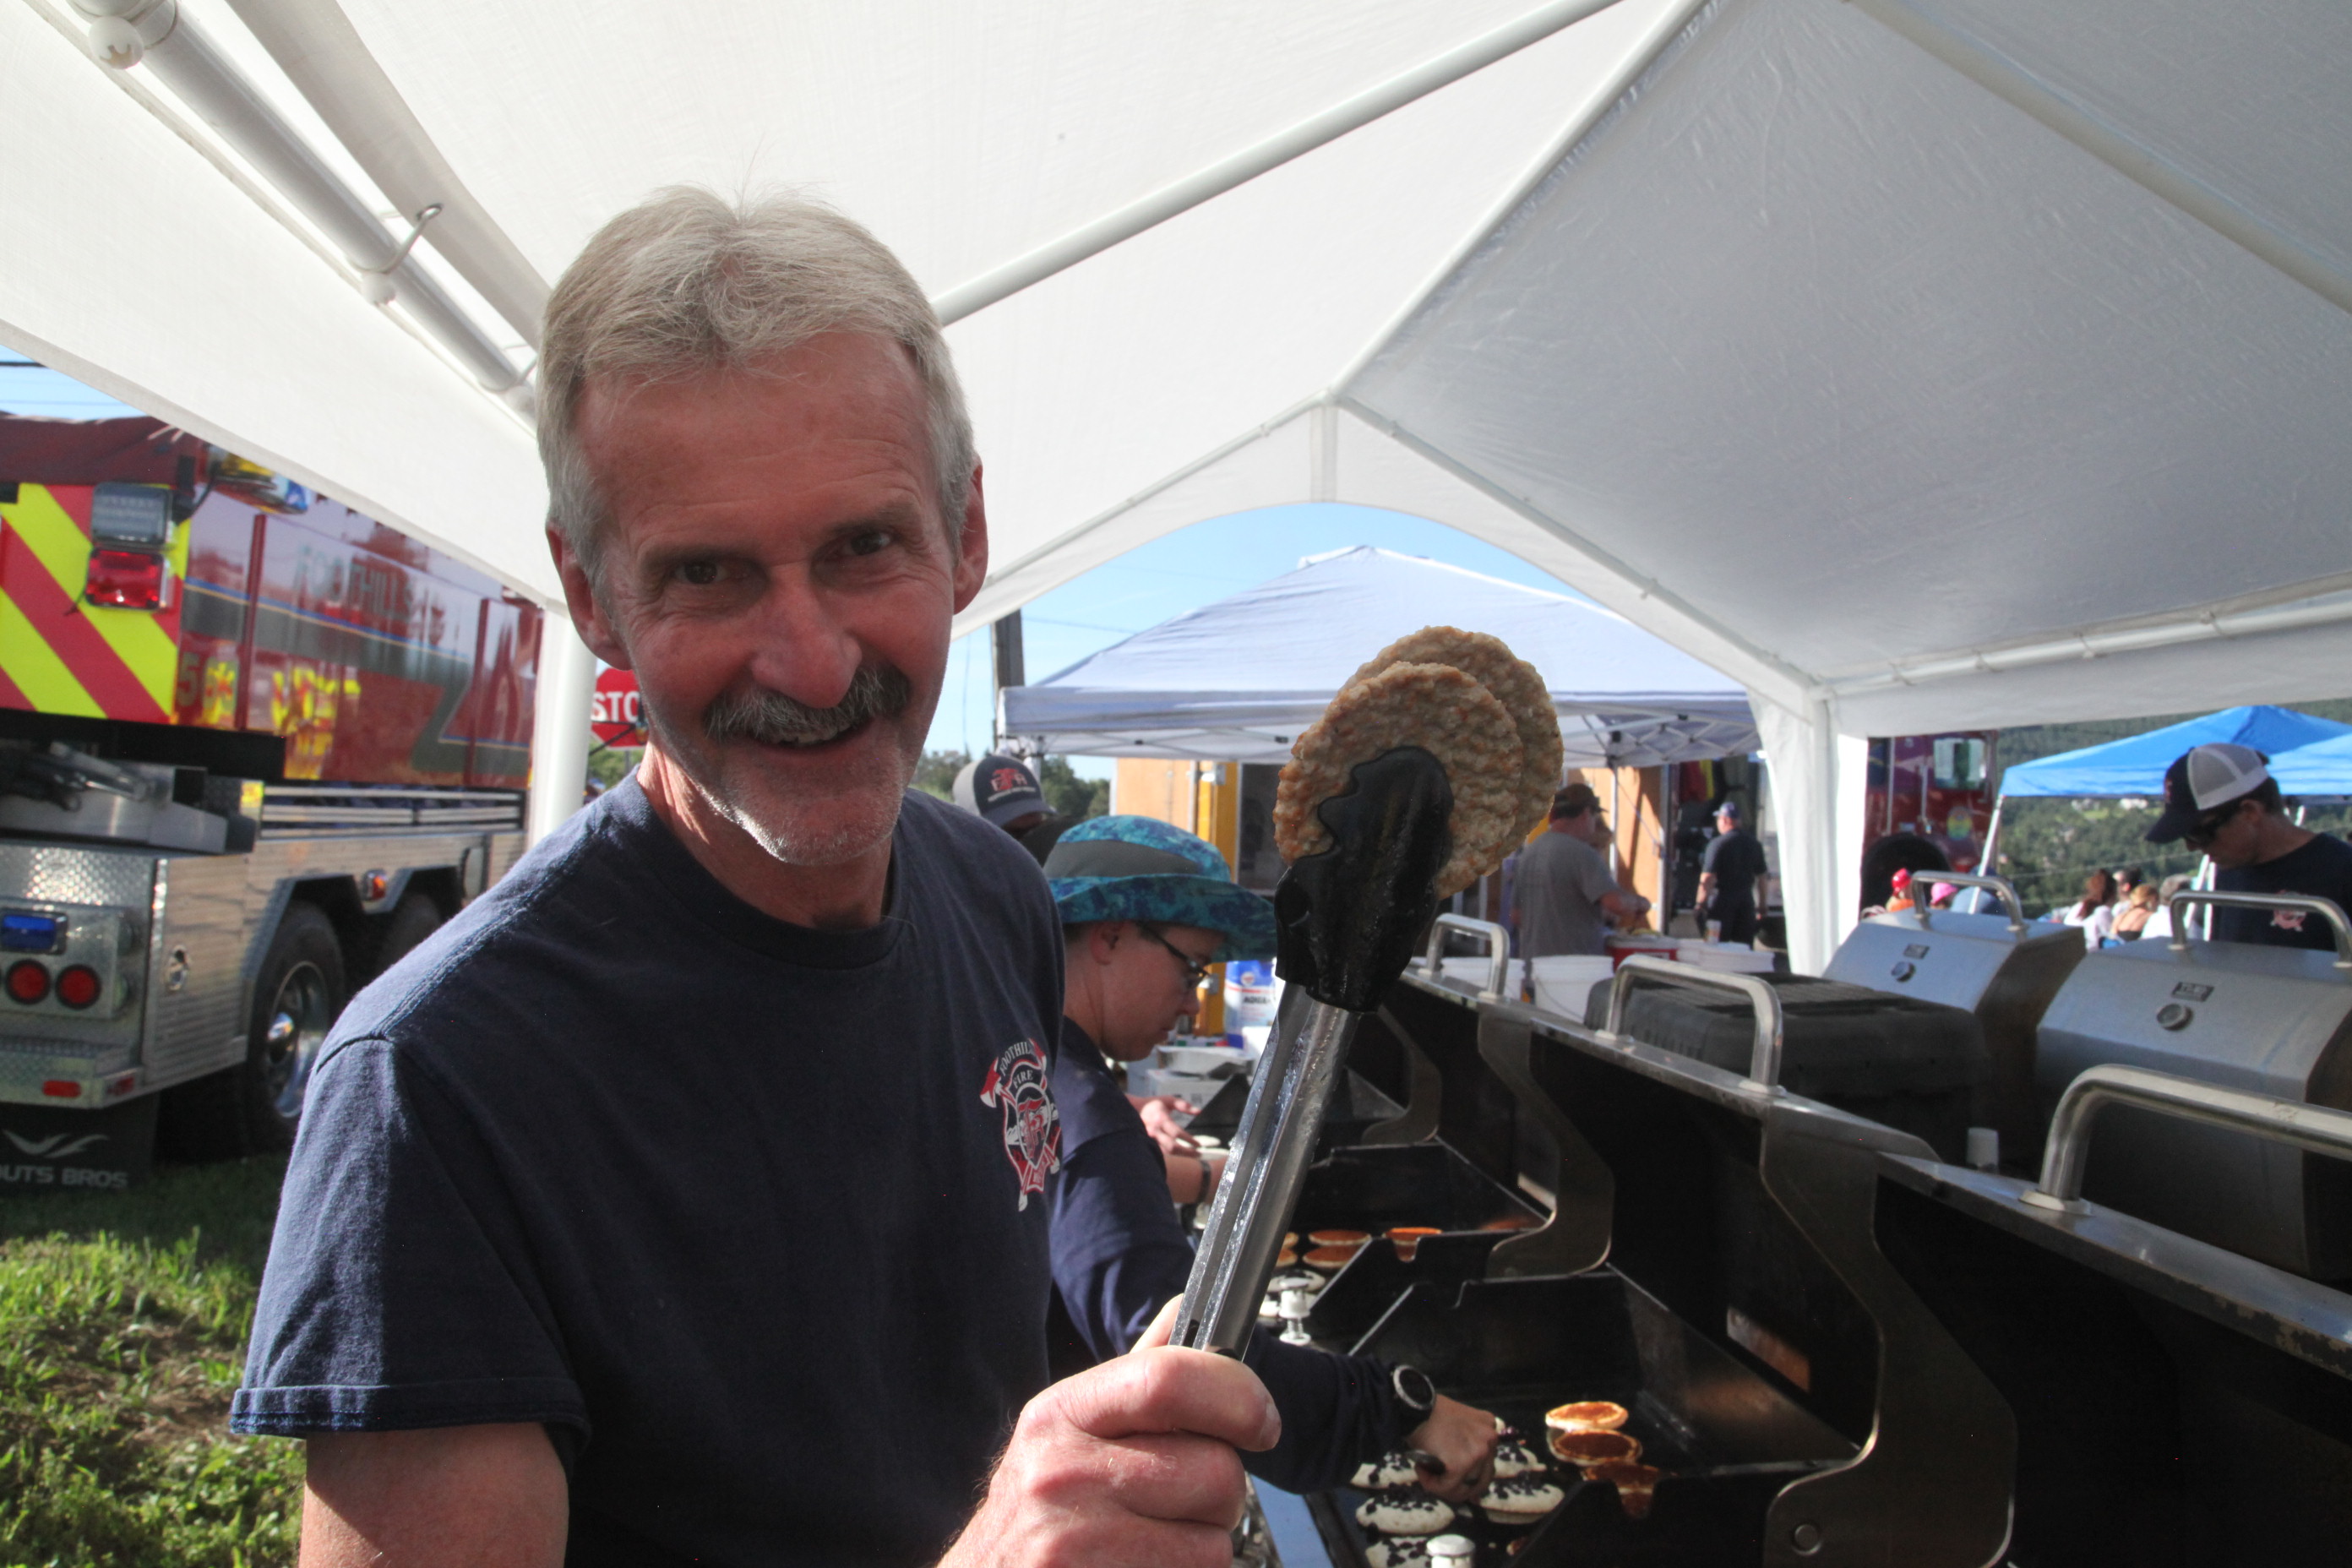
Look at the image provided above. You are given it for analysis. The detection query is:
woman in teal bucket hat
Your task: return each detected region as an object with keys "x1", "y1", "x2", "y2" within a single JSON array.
[{"x1": 1041, "y1": 816, "x2": 1499, "y2": 1497}]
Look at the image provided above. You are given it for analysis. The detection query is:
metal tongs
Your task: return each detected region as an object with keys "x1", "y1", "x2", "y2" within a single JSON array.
[{"x1": 1173, "y1": 747, "x2": 1455, "y2": 1353}]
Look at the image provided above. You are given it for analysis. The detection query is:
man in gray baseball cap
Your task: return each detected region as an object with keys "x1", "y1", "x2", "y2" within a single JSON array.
[{"x1": 2146, "y1": 742, "x2": 2352, "y2": 949}]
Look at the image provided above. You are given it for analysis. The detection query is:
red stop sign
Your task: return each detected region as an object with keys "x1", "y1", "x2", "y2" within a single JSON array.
[{"x1": 591, "y1": 667, "x2": 645, "y2": 746}]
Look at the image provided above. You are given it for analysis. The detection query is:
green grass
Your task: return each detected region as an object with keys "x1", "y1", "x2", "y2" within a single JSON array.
[{"x1": 0, "y1": 1157, "x2": 301, "y2": 1568}]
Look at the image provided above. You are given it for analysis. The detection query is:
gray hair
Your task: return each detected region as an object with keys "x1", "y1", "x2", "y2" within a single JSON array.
[{"x1": 537, "y1": 188, "x2": 975, "y2": 582}]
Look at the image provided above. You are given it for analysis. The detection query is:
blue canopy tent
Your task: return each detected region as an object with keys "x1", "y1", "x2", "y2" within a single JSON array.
[
  {"x1": 1998, "y1": 706, "x2": 2352, "y2": 799},
  {"x1": 2269, "y1": 732, "x2": 2352, "y2": 797}
]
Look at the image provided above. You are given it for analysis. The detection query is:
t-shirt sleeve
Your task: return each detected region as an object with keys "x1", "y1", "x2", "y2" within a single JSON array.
[
  {"x1": 1047, "y1": 1127, "x2": 1197, "y2": 1362},
  {"x1": 1238, "y1": 1330, "x2": 1406, "y2": 1494},
  {"x1": 232, "y1": 1038, "x2": 586, "y2": 1440},
  {"x1": 1043, "y1": 1128, "x2": 1406, "y2": 1493}
]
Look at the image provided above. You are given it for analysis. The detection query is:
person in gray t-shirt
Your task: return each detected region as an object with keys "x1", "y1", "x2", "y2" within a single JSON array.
[{"x1": 1509, "y1": 782, "x2": 1653, "y2": 956}]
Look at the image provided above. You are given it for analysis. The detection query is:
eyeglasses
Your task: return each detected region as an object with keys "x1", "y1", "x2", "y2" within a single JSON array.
[{"x1": 1136, "y1": 923, "x2": 1213, "y2": 989}]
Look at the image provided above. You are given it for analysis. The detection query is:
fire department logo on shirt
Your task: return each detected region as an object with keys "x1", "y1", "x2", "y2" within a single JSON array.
[{"x1": 980, "y1": 1037, "x2": 1060, "y2": 1210}]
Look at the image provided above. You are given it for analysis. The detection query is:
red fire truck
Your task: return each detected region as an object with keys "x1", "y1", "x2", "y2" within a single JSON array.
[
  {"x1": 1859, "y1": 732, "x2": 1998, "y2": 912},
  {"x1": 0, "y1": 412, "x2": 543, "y2": 1187}
]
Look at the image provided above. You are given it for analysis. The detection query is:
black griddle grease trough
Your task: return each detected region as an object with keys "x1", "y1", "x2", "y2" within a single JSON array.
[{"x1": 1174, "y1": 746, "x2": 1453, "y2": 1354}]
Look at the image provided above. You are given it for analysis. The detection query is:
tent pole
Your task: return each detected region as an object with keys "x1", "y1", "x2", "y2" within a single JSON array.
[
  {"x1": 990, "y1": 610, "x2": 1025, "y2": 751},
  {"x1": 931, "y1": 0, "x2": 1634, "y2": 324}
]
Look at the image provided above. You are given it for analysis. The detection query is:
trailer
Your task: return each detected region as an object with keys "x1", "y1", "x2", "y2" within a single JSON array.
[{"x1": 0, "y1": 412, "x2": 543, "y2": 1185}]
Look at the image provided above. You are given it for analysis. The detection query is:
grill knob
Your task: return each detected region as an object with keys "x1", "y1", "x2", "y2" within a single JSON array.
[
  {"x1": 2157, "y1": 1002, "x2": 2194, "y2": 1031},
  {"x1": 1889, "y1": 961, "x2": 1916, "y2": 982}
]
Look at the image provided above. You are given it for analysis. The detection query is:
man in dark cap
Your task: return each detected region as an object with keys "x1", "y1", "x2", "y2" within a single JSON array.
[
  {"x1": 1509, "y1": 782, "x2": 1651, "y2": 956},
  {"x1": 1697, "y1": 799, "x2": 1771, "y2": 947},
  {"x1": 953, "y1": 751, "x2": 1076, "y2": 863},
  {"x1": 2146, "y1": 743, "x2": 2352, "y2": 948}
]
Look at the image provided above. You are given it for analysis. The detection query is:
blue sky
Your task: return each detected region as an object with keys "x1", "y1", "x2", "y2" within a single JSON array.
[
  {"x1": 2, "y1": 354, "x2": 1583, "y2": 770},
  {"x1": 0, "y1": 357, "x2": 143, "y2": 418},
  {"x1": 930, "y1": 505, "x2": 1582, "y2": 777}
]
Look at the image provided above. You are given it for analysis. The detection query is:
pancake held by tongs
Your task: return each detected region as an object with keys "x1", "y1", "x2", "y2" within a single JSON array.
[
  {"x1": 1275, "y1": 628, "x2": 1560, "y2": 896},
  {"x1": 1173, "y1": 628, "x2": 1560, "y2": 1356}
]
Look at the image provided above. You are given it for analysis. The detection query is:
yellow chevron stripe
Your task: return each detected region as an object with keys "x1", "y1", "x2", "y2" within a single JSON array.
[
  {"x1": 0, "y1": 587, "x2": 103, "y2": 716},
  {"x1": 7, "y1": 485, "x2": 179, "y2": 712}
]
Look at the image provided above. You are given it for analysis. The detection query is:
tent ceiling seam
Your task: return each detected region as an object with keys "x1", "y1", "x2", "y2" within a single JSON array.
[
  {"x1": 1331, "y1": 0, "x2": 1719, "y2": 395},
  {"x1": 929, "y1": 0, "x2": 1635, "y2": 324},
  {"x1": 1848, "y1": 0, "x2": 2352, "y2": 320},
  {"x1": 1333, "y1": 394, "x2": 1816, "y2": 710}
]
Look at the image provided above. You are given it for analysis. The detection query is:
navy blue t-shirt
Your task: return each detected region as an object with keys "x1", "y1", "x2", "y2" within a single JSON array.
[
  {"x1": 1046, "y1": 1021, "x2": 1405, "y2": 1493},
  {"x1": 2216, "y1": 833, "x2": 2352, "y2": 950},
  {"x1": 234, "y1": 780, "x2": 1067, "y2": 1566}
]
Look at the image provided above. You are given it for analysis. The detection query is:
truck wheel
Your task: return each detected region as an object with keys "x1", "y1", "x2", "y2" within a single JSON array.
[
  {"x1": 158, "y1": 901, "x2": 346, "y2": 1161},
  {"x1": 371, "y1": 893, "x2": 444, "y2": 979}
]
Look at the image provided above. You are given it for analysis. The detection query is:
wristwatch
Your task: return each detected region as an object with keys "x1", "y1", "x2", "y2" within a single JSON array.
[{"x1": 1391, "y1": 1364, "x2": 1436, "y2": 1416}]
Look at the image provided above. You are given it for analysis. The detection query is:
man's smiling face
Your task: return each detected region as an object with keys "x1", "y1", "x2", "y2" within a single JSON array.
[{"x1": 556, "y1": 332, "x2": 985, "y2": 868}]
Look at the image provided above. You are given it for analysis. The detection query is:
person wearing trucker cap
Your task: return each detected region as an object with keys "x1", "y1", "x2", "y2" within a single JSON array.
[
  {"x1": 953, "y1": 750, "x2": 1087, "y2": 866},
  {"x1": 1043, "y1": 815, "x2": 1501, "y2": 1500},
  {"x1": 2147, "y1": 743, "x2": 2352, "y2": 950}
]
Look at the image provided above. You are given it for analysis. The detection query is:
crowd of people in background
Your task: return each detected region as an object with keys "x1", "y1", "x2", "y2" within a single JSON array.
[{"x1": 2050, "y1": 864, "x2": 2197, "y2": 949}]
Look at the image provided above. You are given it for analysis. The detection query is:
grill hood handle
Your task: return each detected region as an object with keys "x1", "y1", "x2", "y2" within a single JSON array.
[
  {"x1": 1598, "y1": 955, "x2": 1786, "y2": 1097},
  {"x1": 1419, "y1": 912, "x2": 1511, "y2": 1000},
  {"x1": 2026, "y1": 1062, "x2": 2352, "y2": 1213},
  {"x1": 2164, "y1": 890, "x2": 2352, "y2": 969},
  {"x1": 1908, "y1": 870, "x2": 2026, "y2": 933}
]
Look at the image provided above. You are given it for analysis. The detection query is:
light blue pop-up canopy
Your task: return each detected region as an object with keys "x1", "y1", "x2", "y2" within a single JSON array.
[
  {"x1": 1000, "y1": 547, "x2": 1756, "y2": 767},
  {"x1": 2269, "y1": 732, "x2": 2352, "y2": 796},
  {"x1": 1999, "y1": 706, "x2": 2352, "y2": 799}
]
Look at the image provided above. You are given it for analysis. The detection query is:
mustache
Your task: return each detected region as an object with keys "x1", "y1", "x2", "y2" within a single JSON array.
[{"x1": 702, "y1": 666, "x2": 914, "y2": 747}]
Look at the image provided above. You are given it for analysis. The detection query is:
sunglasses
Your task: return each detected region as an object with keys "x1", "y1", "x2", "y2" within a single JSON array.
[
  {"x1": 2181, "y1": 806, "x2": 2240, "y2": 850},
  {"x1": 1136, "y1": 923, "x2": 1214, "y2": 989}
]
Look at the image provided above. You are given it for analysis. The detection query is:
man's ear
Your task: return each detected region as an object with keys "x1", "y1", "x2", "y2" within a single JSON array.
[
  {"x1": 949, "y1": 464, "x2": 989, "y2": 612},
  {"x1": 548, "y1": 524, "x2": 630, "y2": 668}
]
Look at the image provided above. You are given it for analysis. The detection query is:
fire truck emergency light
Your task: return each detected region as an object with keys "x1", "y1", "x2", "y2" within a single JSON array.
[{"x1": 84, "y1": 548, "x2": 169, "y2": 612}]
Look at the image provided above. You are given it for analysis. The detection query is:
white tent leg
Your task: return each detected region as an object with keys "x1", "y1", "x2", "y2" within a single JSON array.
[
  {"x1": 527, "y1": 620, "x2": 597, "y2": 847},
  {"x1": 1751, "y1": 692, "x2": 1866, "y2": 975}
]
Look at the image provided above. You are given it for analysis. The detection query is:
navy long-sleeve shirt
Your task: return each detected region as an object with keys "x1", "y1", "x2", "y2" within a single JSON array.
[{"x1": 1046, "y1": 1020, "x2": 1407, "y2": 1492}]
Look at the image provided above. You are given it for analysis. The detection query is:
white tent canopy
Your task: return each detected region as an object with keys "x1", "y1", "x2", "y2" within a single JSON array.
[
  {"x1": 1003, "y1": 546, "x2": 1758, "y2": 766},
  {"x1": 5, "y1": 0, "x2": 2349, "y2": 968}
]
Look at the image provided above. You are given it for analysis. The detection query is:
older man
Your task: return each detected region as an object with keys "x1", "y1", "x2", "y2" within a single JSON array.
[
  {"x1": 1509, "y1": 783, "x2": 1650, "y2": 957},
  {"x1": 234, "y1": 191, "x2": 1271, "y2": 1567}
]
